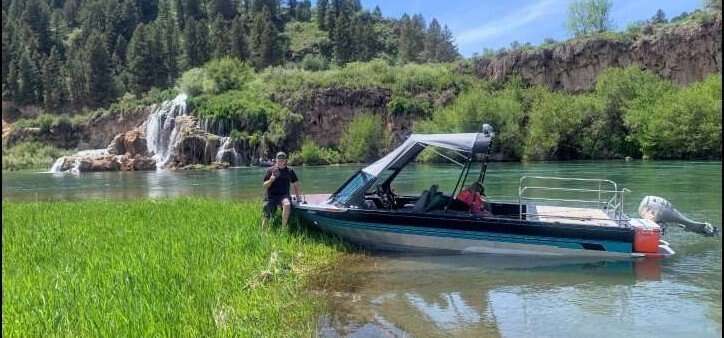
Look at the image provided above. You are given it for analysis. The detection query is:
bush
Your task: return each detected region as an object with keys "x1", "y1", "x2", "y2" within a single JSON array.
[
  {"x1": 299, "y1": 140, "x2": 324, "y2": 165},
  {"x1": 416, "y1": 81, "x2": 526, "y2": 160},
  {"x1": 300, "y1": 54, "x2": 329, "y2": 71},
  {"x1": 386, "y1": 96, "x2": 432, "y2": 117},
  {"x1": 177, "y1": 58, "x2": 253, "y2": 96},
  {"x1": 203, "y1": 58, "x2": 253, "y2": 94},
  {"x1": 176, "y1": 68, "x2": 206, "y2": 96},
  {"x1": 340, "y1": 114, "x2": 388, "y2": 162},
  {"x1": 2, "y1": 142, "x2": 72, "y2": 170},
  {"x1": 625, "y1": 74, "x2": 721, "y2": 159}
]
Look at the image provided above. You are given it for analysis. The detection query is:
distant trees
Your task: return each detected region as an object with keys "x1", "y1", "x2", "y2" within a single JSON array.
[
  {"x1": 0, "y1": 0, "x2": 462, "y2": 110},
  {"x1": 566, "y1": 0, "x2": 614, "y2": 37},
  {"x1": 399, "y1": 15, "x2": 459, "y2": 63}
]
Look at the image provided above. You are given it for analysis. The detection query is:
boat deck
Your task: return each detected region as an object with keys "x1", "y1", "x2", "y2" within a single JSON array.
[{"x1": 527, "y1": 205, "x2": 621, "y2": 227}]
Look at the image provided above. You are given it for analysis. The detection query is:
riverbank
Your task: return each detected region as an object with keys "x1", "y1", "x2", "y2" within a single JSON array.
[{"x1": 2, "y1": 198, "x2": 347, "y2": 336}]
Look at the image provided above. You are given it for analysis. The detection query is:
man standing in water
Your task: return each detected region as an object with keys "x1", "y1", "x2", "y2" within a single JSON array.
[{"x1": 262, "y1": 152, "x2": 301, "y2": 229}]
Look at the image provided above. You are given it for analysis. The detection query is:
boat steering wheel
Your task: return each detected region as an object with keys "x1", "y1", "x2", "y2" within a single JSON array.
[{"x1": 375, "y1": 184, "x2": 396, "y2": 209}]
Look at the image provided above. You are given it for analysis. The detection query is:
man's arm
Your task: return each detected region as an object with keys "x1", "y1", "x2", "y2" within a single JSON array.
[
  {"x1": 263, "y1": 170, "x2": 275, "y2": 189},
  {"x1": 292, "y1": 182, "x2": 301, "y2": 200}
]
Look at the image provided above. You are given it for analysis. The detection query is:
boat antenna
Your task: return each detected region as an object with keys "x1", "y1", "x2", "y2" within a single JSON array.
[{"x1": 476, "y1": 123, "x2": 495, "y2": 186}]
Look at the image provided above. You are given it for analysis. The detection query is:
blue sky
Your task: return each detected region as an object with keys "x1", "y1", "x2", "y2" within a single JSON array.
[{"x1": 358, "y1": 0, "x2": 704, "y2": 57}]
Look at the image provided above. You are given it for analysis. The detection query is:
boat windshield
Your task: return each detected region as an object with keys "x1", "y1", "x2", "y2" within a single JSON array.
[{"x1": 332, "y1": 171, "x2": 375, "y2": 205}]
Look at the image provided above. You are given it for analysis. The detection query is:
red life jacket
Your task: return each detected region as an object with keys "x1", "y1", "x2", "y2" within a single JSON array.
[{"x1": 456, "y1": 190, "x2": 483, "y2": 214}]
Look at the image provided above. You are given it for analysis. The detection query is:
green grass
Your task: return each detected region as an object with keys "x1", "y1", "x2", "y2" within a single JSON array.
[{"x1": 2, "y1": 198, "x2": 346, "y2": 337}]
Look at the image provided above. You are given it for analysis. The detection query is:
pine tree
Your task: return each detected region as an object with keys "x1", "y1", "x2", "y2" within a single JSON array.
[
  {"x1": 651, "y1": 9, "x2": 667, "y2": 24},
  {"x1": 287, "y1": 0, "x2": 297, "y2": 20},
  {"x1": 4, "y1": 61, "x2": 19, "y2": 100},
  {"x1": 148, "y1": 23, "x2": 170, "y2": 87},
  {"x1": 250, "y1": 7, "x2": 281, "y2": 68},
  {"x1": 372, "y1": 5, "x2": 382, "y2": 18},
  {"x1": 210, "y1": 0, "x2": 236, "y2": 20},
  {"x1": 185, "y1": 0, "x2": 204, "y2": 20},
  {"x1": 85, "y1": 33, "x2": 114, "y2": 106},
  {"x1": 136, "y1": 0, "x2": 159, "y2": 23},
  {"x1": 2, "y1": 12, "x2": 12, "y2": 87},
  {"x1": 317, "y1": 0, "x2": 328, "y2": 30},
  {"x1": 21, "y1": 0, "x2": 52, "y2": 54},
  {"x1": 42, "y1": 47, "x2": 66, "y2": 110},
  {"x1": 16, "y1": 50, "x2": 41, "y2": 104},
  {"x1": 423, "y1": 18, "x2": 442, "y2": 62},
  {"x1": 333, "y1": 11, "x2": 353, "y2": 64},
  {"x1": 183, "y1": 18, "x2": 209, "y2": 68},
  {"x1": 297, "y1": 0, "x2": 312, "y2": 21},
  {"x1": 230, "y1": 16, "x2": 250, "y2": 60},
  {"x1": 437, "y1": 25, "x2": 459, "y2": 62},
  {"x1": 157, "y1": 0, "x2": 180, "y2": 83},
  {"x1": 398, "y1": 14, "x2": 426, "y2": 63},
  {"x1": 127, "y1": 24, "x2": 155, "y2": 94},
  {"x1": 209, "y1": 15, "x2": 231, "y2": 59}
]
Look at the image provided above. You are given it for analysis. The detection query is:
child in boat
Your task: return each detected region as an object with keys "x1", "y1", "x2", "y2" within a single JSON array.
[{"x1": 455, "y1": 182, "x2": 492, "y2": 216}]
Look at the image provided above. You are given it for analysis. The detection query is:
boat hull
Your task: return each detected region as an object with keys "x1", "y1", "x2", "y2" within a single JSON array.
[{"x1": 296, "y1": 207, "x2": 639, "y2": 258}]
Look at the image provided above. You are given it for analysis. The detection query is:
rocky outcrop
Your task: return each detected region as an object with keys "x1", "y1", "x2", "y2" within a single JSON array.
[
  {"x1": 274, "y1": 87, "x2": 427, "y2": 147},
  {"x1": 470, "y1": 15, "x2": 722, "y2": 91}
]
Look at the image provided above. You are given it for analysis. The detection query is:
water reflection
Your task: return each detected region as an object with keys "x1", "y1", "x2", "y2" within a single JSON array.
[{"x1": 318, "y1": 254, "x2": 720, "y2": 338}]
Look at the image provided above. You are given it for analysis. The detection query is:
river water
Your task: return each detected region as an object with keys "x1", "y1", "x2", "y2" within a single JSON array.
[{"x1": 2, "y1": 161, "x2": 721, "y2": 337}]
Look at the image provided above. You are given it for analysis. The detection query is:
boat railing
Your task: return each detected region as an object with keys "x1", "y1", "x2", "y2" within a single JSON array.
[{"x1": 518, "y1": 176, "x2": 630, "y2": 225}]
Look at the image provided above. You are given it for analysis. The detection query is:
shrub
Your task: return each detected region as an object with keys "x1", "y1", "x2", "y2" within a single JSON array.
[
  {"x1": 386, "y1": 96, "x2": 432, "y2": 117},
  {"x1": 340, "y1": 114, "x2": 388, "y2": 162},
  {"x1": 625, "y1": 74, "x2": 722, "y2": 159},
  {"x1": 177, "y1": 58, "x2": 253, "y2": 96},
  {"x1": 176, "y1": 68, "x2": 206, "y2": 96},
  {"x1": 300, "y1": 54, "x2": 329, "y2": 71},
  {"x1": 416, "y1": 81, "x2": 526, "y2": 160},
  {"x1": 203, "y1": 58, "x2": 253, "y2": 94},
  {"x1": 2, "y1": 142, "x2": 72, "y2": 170},
  {"x1": 300, "y1": 139, "x2": 325, "y2": 165}
]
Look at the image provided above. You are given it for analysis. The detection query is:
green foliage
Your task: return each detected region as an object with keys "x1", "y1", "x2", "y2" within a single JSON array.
[
  {"x1": 300, "y1": 54, "x2": 330, "y2": 71},
  {"x1": 387, "y1": 96, "x2": 432, "y2": 116},
  {"x1": 260, "y1": 60, "x2": 468, "y2": 97},
  {"x1": 300, "y1": 139, "x2": 324, "y2": 165},
  {"x1": 203, "y1": 58, "x2": 254, "y2": 94},
  {"x1": 567, "y1": 0, "x2": 614, "y2": 37},
  {"x1": 2, "y1": 142, "x2": 71, "y2": 170},
  {"x1": 2, "y1": 199, "x2": 345, "y2": 336},
  {"x1": 625, "y1": 74, "x2": 722, "y2": 159},
  {"x1": 295, "y1": 139, "x2": 343, "y2": 165},
  {"x1": 340, "y1": 114, "x2": 388, "y2": 162},
  {"x1": 416, "y1": 81, "x2": 527, "y2": 160},
  {"x1": 285, "y1": 21, "x2": 331, "y2": 61}
]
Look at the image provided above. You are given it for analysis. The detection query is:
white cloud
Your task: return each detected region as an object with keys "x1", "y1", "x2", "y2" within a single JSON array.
[{"x1": 455, "y1": 0, "x2": 567, "y2": 46}]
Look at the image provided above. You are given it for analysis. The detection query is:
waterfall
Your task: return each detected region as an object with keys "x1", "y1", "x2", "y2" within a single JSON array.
[
  {"x1": 215, "y1": 137, "x2": 240, "y2": 166},
  {"x1": 49, "y1": 157, "x2": 66, "y2": 173},
  {"x1": 145, "y1": 94, "x2": 189, "y2": 168}
]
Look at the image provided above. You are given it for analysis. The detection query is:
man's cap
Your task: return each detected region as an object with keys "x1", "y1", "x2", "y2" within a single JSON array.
[{"x1": 275, "y1": 152, "x2": 287, "y2": 160}]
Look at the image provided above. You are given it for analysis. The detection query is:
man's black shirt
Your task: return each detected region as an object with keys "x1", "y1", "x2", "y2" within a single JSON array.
[{"x1": 263, "y1": 166, "x2": 298, "y2": 199}]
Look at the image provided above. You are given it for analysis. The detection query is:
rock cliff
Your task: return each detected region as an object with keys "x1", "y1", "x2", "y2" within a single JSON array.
[{"x1": 470, "y1": 15, "x2": 722, "y2": 91}]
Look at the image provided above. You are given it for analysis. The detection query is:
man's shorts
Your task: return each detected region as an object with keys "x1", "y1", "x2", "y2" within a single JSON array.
[{"x1": 263, "y1": 195, "x2": 291, "y2": 218}]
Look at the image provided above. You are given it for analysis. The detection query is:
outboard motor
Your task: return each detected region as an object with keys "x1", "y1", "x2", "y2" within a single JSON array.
[{"x1": 638, "y1": 196, "x2": 719, "y2": 236}]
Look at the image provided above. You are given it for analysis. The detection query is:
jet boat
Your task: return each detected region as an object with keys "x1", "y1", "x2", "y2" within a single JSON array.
[{"x1": 293, "y1": 125, "x2": 717, "y2": 257}]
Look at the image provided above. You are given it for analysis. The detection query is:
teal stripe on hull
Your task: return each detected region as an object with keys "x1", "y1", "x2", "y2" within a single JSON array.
[{"x1": 306, "y1": 213, "x2": 632, "y2": 254}]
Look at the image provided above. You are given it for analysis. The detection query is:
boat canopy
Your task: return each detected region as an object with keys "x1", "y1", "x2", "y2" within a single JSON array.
[{"x1": 362, "y1": 132, "x2": 492, "y2": 177}]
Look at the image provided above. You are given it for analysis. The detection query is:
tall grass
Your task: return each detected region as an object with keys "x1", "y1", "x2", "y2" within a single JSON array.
[{"x1": 2, "y1": 198, "x2": 346, "y2": 337}]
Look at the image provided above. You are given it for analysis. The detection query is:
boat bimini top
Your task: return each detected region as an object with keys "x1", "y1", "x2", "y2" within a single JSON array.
[{"x1": 330, "y1": 125, "x2": 495, "y2": 207}]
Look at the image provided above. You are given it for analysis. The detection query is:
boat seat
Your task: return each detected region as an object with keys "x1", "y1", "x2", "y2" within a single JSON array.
[{"x1": 413, "y1": 184, "x2": 439, "y2": 213}]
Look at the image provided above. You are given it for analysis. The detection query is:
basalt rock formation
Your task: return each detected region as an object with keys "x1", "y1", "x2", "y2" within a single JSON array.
[{"x1": 470, "y1": 15, "x2": 722, "y2": 91}]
